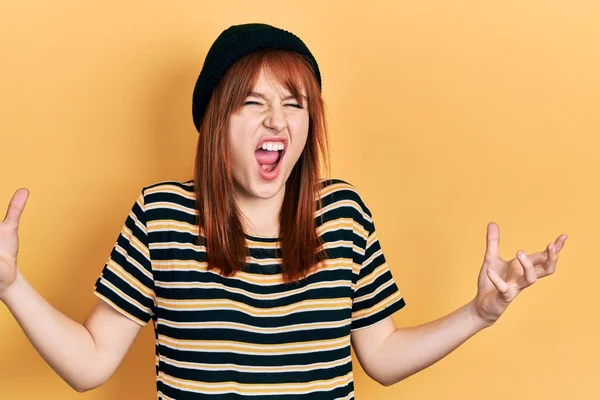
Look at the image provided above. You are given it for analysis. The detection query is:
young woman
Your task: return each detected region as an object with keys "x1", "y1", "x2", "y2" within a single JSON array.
[{"x1": 0, "y1": 23, "x2": 567, "y2": 399}]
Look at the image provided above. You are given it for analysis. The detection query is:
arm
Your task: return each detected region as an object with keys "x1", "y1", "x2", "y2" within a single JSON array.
[
  {"x1": 351, "y1": 301, "x2": 488, "y2": 386},
  {"x1": 1, "y1": 270, "x2": 143, "y2": 392},
  {"x1": 0, "y1": 188, "x2": 144, "y2": 392},
  {"x1": 352, "y1": 222, "x2": 566, "y2": 387}
]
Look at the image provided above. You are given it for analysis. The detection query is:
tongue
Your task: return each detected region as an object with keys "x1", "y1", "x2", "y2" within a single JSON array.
[{"x1": 255, "y1": 149, "x2": 280, "y2": 165}]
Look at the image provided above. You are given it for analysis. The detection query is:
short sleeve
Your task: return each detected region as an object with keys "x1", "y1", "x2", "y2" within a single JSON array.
[
  {"x1": 93, "y1": 190, "x2": 156, "y2": 326},
  {"x1": 351, "y1": 216, "x2": 406, "y2": 331}
]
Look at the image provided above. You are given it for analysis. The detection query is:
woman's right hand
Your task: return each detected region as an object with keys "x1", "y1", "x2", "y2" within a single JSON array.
[{"x1": 0, "y1": 188, "x2": 29, "y2": 294}]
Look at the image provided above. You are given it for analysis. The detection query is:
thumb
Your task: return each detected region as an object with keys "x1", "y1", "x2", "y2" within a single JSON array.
[
  {"x1": 484, "y1": 222, "x2": 500, "y2": 263},
  {"x1": 3, "y1": 188, "x2": 29, "y2": 229}
]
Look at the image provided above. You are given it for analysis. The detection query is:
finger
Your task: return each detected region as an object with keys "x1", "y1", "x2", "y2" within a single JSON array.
[
  {"x1": 484, "y1": 222, "x2": 500, "y2": 264},
  {"x1": 3, "y1": 188, "x2": 29, "y2": 229},
  {"x1": 516, "y1": 250, "x2": 537, "y2": 288},
  {"x1": 543, "y1": 242, "x2": 559, "y2": 276},
  {"x1": 534, "y1": 242, "x2": 562, "y2": 278},
  {"x1": 553, "y1": 234, "x2": 568, "y2": 252},
  {"x1": 527, "y1": 236, "x2": 567, "y2": 266},
  {"x1": 486, "y1": 267, "x2": 509, "y2": 294}
]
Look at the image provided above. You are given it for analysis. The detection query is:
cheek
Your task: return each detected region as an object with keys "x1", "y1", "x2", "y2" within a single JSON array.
[
  {"x1": 228, "y1": 117, "x2": 253, "y2": 165},
  {"x1": 228, "y1": 115, "x2": 243, "y2": 141},
  {"x1": 289, "y1": 117, "x2": 310, "y2": 155},
  {"x1": 228, "y1": 142, "x2": 243, "y2": 169}
]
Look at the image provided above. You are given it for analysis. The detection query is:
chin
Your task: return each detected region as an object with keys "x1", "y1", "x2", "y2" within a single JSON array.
[
  {"x1": 249, "y1": 180, "x2": 285, "y2": 199},
  {"x1": 233, "y1": 162, "x2": 290, "y2": 201}
]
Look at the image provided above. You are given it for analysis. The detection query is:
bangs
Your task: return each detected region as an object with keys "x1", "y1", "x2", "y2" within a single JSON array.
[{"x1": 219, "y1": 49, "x2": 320, "y2": 114}]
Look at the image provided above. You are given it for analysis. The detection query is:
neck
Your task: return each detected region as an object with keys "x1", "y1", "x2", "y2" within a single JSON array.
[{"x1": 234, "y1": 184, "x2": 285, "y2": 238}]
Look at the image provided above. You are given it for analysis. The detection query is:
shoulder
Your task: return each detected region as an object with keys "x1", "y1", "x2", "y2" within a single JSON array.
[
  {"x1": 317, "y1": 178, "x2": 374, "y2": 231},
  {"x1": 138, "y1": 179, "x2": 196, "y2": 213},
  {"x1": 141, "y1": 179, "x2": 194, "y2": 198},
  {"x1": 142, "y1": 179, "x2": 194, "y2": 195}
]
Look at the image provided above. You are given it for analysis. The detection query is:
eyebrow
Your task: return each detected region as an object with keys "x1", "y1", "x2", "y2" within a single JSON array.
[{"x1": 248, "y1": 91, "x2": 308, "y2": 101}]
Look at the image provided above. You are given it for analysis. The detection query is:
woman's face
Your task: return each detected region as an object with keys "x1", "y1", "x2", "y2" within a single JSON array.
[{"x1": 228, "y1": 67, "x2": 309, "y2": 203}]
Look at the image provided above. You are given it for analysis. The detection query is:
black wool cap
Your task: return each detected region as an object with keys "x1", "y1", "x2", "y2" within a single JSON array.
[{"x1": 191, "y1": 23, "x2": 322, "y2": 133}]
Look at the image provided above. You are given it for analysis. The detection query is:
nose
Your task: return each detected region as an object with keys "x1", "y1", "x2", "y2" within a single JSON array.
[{"x1": 264, "y1": 104, "x2": 286, "y2": 132}]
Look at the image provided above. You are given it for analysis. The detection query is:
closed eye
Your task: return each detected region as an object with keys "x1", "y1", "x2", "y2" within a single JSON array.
[{"x1": 244, "y1": 101, "x2": 304, "y2": 109}]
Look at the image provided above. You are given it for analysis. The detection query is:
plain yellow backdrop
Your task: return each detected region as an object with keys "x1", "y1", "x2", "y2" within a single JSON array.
[{"x1": 1, "y1": 0, "x2": 598, "y2": 399}]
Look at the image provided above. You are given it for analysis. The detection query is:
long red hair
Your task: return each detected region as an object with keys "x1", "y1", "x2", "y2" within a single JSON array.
[{"x1": 193, "y1": 49, "x2": 331, "y2": 283}]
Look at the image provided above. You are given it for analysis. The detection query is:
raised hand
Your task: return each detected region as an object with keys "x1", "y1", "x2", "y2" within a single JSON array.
[
  {"x1": 473, "y1": 222, "x2": 567, "y2": 325},
  {"x1": 0, "y1": 188, "x2": 29, "y2": 293}
]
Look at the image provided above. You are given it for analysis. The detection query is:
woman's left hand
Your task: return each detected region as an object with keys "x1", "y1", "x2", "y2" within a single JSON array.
[{"x1": 472, "y1": 222, "x2": 567, "y2": 326}]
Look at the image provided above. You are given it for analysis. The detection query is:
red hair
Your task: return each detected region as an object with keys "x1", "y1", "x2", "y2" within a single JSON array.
[{"x1": 193, "y1": 49, "x2": 331, "y2": 283}]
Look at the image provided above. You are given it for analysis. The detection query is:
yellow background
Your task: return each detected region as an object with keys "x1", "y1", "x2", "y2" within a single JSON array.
[{"x1": 1, "y1": 0, "x2": 598, "y2": 398}]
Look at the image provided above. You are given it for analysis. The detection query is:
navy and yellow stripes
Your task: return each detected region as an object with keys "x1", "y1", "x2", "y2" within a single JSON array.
[{"x1": 93, "y1": 178, "x2": 405, "y2": 399}]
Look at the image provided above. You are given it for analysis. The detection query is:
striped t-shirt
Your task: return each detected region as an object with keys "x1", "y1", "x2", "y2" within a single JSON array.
[{"x1": 94, "y1": 178, "x2": 405, "y2": 399}]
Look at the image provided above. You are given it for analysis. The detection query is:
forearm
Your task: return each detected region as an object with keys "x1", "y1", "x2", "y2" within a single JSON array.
[
  {"x1": 0, "y1": 270, "x2": 102, "y2": 392},
  {"x1": 373, "y1": 300, "x2": 490, "y2": 386}
]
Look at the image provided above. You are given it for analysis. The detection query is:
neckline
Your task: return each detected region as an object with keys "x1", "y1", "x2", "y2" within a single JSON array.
[{"x1": 244, "y1": 233, "x2": 282, "y2": 242}]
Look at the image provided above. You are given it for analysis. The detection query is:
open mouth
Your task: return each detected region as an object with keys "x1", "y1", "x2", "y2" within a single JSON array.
[
  {"x1": 255, "y1": 139, "x2": 287, "y2": 173},
  {"x1": 255, "y1": 148, "x2": 285, "y2": 172}
]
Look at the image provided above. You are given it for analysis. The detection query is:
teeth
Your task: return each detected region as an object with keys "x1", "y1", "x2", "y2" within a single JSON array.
[{"x1": 260, "y1": 141, "x2": 284, "y2": 151}]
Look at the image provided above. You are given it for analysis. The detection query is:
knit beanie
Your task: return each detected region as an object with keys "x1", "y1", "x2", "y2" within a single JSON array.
[{"x1": 191, "y1": 23, "x2": 322, "y2": 133}]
